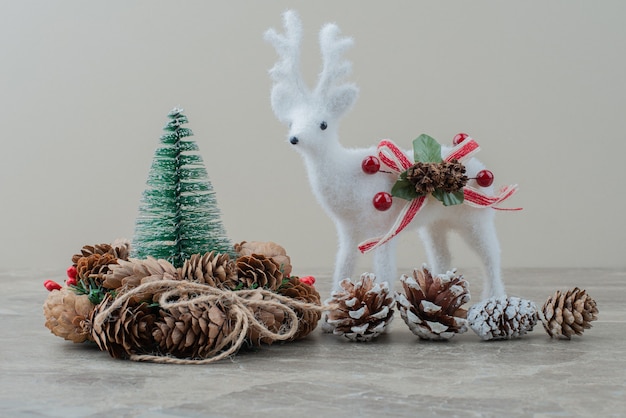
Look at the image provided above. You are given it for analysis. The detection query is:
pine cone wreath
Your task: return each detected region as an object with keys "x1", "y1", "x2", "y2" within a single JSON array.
[
  {"x1": 326, "y1": 273, "x2": 395, "y2": 342},
  {"x1": 396, "y1": 265, "x2": 470, "y2": 340},
  {"x1": 43, "y1": 287, "x2": 95, "y2": 343},
  {"x1": 541, "y1": 288, "x2": 598, "y2": 339},
  {"x1": 467, "y1": 297, "x2": 538, "y2": 340},
  {"x1": 91, "y1": 293, "x2": 159, "y2": 359},
  {"x1": 277, "y1": 276, "x2": 322, "y2": 340},
  {"x1": 234, "y1": 241, "x2": 292, "y2": 277},
  {"x1": 152, "y1": 300, "x2": 234, "y2": 359},
  {"x1": 178, "y1": 252, "x2": 237, "y2": 289},
  {"x1": 234, "y1": 254, "x2": 283, "y2": 291}
]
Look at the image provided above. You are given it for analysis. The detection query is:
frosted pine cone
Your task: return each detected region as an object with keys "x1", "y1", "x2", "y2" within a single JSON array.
[
  {"x1": 234, "y1": 241, "x2": 292, "y2": 277},
  {"x1": 396, "y1": 265, "x2": 470, "y2": 340},
  {"x1": 178, "y1": 252, "x2": 237, "y2": 289},
  {"x1": 467, "y1": 297, "x2": 538, "y2": 340},
  {"x1": 43, "y1": 287, "x2": 95, "y2": 343},
  {"x1": 541, "y1": 288, "x2": 598, "y2": 339},
  {"x1": 326, "y1": 274, "x2": 395, "y2": 342}
]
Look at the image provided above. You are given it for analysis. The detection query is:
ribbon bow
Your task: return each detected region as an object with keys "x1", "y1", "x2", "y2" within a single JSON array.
[{"x1": 358, "y1": 136, "x2": 520, "y2": 254}]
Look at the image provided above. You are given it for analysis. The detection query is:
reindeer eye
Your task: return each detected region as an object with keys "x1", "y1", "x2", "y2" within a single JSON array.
[{"x1": 320, "y1": 121, "x2": 328, "y2": 131}]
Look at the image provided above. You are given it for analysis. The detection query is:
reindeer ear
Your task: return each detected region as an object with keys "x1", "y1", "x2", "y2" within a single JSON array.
[
  {"x1": 270, "y1": 84, "x2": 299, "y2": 124},
  {"x1": 326, "y1": 83, "x2": 359, "y2": 117}
]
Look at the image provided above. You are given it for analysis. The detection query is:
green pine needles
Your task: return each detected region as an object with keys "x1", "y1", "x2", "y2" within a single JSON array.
[{"x1": 131, "y1": 108, "x2": 235, "y2": 267}]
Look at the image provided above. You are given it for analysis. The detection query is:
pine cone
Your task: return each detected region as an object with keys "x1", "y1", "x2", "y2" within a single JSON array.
[
  {"x1": 71, "y1": 242, "x2": 130, "y2": 265},
  {"x1": 396, "y1": 265, "x2": 470, "y2": 340},
  {"x1": 75, "y1": 253, "x2": 118, "y2": 286},
  {"x1": 43, "y1": 287, "x2": 95, "y2": 343},
  {"x1": 234, "y1": 241, "x2": 292, "y2": 277},
  {"x1": 277, "y1": 276, "x2": 322, "y2": 340},
  {"x1": 241, "y1": 291, "x2": 288, "y2": 345},
  {"x1": 102, "y1": 257, "x2": 179, "y2": 296},
  {"x1": 440, "y1": 159, "x2": 468, "y2": 192},
  {"x1": 178, "y1": 252, "x2": 237, "y2": 289},
  {"x1": 90, "y1": 294, "x2": 158, "y2": 359},
  {"x1": 406, "y1": 162, "x2": 440, "y2": 194},
  {"x1": 234, "y1": 254, "x2": 283, "y2": 291},
  {"x1": 152, "y1": 301, "x2": 234, "y2": 359},
  {"x1": 541, "y1": 288, "x2": 598, "y2": 339},
  {"x1": 467, "y1": 297, "x2": 538, "y2": 340},
  {"x1": 406, "y1": 161, "x2": 467, "y2": 195},
  {"x1": 326, "y1": 273, "x2": 395, "y2": 341}
]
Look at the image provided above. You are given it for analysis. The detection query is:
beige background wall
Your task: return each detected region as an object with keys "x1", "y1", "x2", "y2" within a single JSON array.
[{"x1": 1, "y1": 1, "x2": 625, "y2": 273}]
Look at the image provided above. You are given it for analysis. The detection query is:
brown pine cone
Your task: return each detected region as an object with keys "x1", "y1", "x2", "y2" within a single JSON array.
[
  {"x1": 152, "y1": 301, "x2": 234, "y2": 359},
  {"x1": 406, "y1": 162, "x2": 440, "y2": 194},
  {"x1": 396, "y1": 265, "x2": 470, "y2": 340},
  {"x1": 541, "y1": 288, "x2": 598, "y2": 339},
  {"x1": 467, "y1": 296, "x2": 538, "y2": 340},
  {"x1": 178, "y1": 252, "x2": 237, "y2": 289},
  {"x1": 102, "y1": 257, "x2": 179, "y2": 297},
  {"x1": 90, "y1": 293, "x2": 158, "y2": 359},
  {"x1": 234, "y1": 254, "x2": 283, "y2": 291},
  {"x1": 326, "y1": 273, "x2": 395, "y2": 341},
  {"x1": 234, "y1": 241, "x2": 292, "y2": 277},
  {"x1": 43, "y1": 287, "x2": 95, "y2": 343},
  {"x1": 75, "y1": 253, "x2": 118, "y2": 286},
  {"x1": 241, "y1": 291, "x2": 287, "y2": 345},
  {"x1": 439, "y1": 159, "x2": 468, "y2": 192},
  {"x1": 71, "y1": 241, "x2": 130, "y2": 265},
  {"x1": 277, "y1": 276, "x2": 322, "y2": 340}
]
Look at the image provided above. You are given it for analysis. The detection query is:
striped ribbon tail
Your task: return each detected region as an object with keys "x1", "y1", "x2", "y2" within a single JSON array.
[
  {"x1": 463, "y1": 185, "x2": 522, "y2": 210},
  {"x1": 445, "y1": 138, "x2": 480, "y2": 162},
  {"x1": 358, "y1": 196, "x2": 427, "y2": 254},
  {"x1": 377, "y1": 139, "x2": 414, "y2": 172}
]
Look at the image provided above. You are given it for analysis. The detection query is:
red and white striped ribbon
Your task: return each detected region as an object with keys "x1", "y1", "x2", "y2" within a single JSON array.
[{"x1": 358, "y1": 137, "x2": 520, "y2": 254}]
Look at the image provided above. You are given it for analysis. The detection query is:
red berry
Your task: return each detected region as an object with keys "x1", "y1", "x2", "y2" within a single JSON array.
[
  {"x1": 66, "y1": 265, "x2": 77, "y2": 280},
  {"x1": 453, "y1": 133, "x2": 469, "y2": 145},
  {"x1": 44, "y1": 280, "x2": 62, "y2": 292},
  {"x1": 361, "y1": 156, "x2": 381, "y2": 174},
  {"x1": 299, "y1": 276, "x2": 316, "y2": 286},
  {"x1": 475, "y1": 170, "x2": 494, "y2": 187},
  {"x1": 66, "y1": 277, "x2": 77, "y2": 287},
  {"x1": 373, "y1": 192, "x2": 393, "y2": 211}
]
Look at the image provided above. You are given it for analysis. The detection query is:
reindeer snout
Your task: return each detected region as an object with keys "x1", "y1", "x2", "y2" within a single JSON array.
[{"x1": 290, "y1": 136, "x2": 299, "y2": 145}]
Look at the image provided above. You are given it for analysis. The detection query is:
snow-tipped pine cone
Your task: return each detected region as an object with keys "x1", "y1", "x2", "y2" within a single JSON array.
[
  {"x1": 326, "y1": 273, "x2": 394, "y2": 342},
  {"x1": 467, "y1": 296, "x2": 538, "y2": 340},
  {"x1": 396, "y1": 265, "x2": 470, "y2": 340}
]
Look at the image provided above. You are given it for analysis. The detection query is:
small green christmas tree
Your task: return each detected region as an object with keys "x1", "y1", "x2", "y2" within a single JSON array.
[{"x1": 131, "y1": 108, "x2": 235, "y2": 267}]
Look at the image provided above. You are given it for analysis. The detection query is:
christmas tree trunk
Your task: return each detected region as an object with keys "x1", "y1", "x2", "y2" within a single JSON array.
[{"x1": 132, "y1": 108, "x2": 235, "y2": 267}]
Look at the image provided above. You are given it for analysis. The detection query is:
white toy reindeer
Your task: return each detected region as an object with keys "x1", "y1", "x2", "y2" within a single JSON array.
[{"x1": 265, "y1": 11, "x2": 517, "y2": 299}]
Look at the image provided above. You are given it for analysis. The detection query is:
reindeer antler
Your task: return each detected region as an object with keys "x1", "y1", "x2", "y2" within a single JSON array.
[
  {"x1": 314, "y1": 23, "x2": 354, "y2": 98},
  {"x1": 265, "y1": 11, "x2": 358, "y2": 122},
  {"x1": 264, "y1": 11, "x2": 309, "y2": 122}
]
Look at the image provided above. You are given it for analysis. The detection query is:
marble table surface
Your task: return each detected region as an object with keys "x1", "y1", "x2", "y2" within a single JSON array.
[{"x1": 1, "y1": 267, "x2": 624, "y2": 417}]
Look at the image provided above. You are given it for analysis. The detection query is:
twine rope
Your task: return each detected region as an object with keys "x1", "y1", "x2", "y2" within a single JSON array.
[{"x1": 92, "y1": 279, "x2": 334, "y2": 365}]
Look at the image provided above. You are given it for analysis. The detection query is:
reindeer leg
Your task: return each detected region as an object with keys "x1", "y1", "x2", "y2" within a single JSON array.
[
  {"x1": 459, "y1": 215, "x2": 506, "y2": 299},
  {"x1": 372, "y1": 238, "x2": 398, "y2": 291},
  {"x1": 418, "y1": 222, "x2": 452, "y2": 275},
  {"x1": 322, "y1": 223, "x2": 358, "y2": 333}
]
